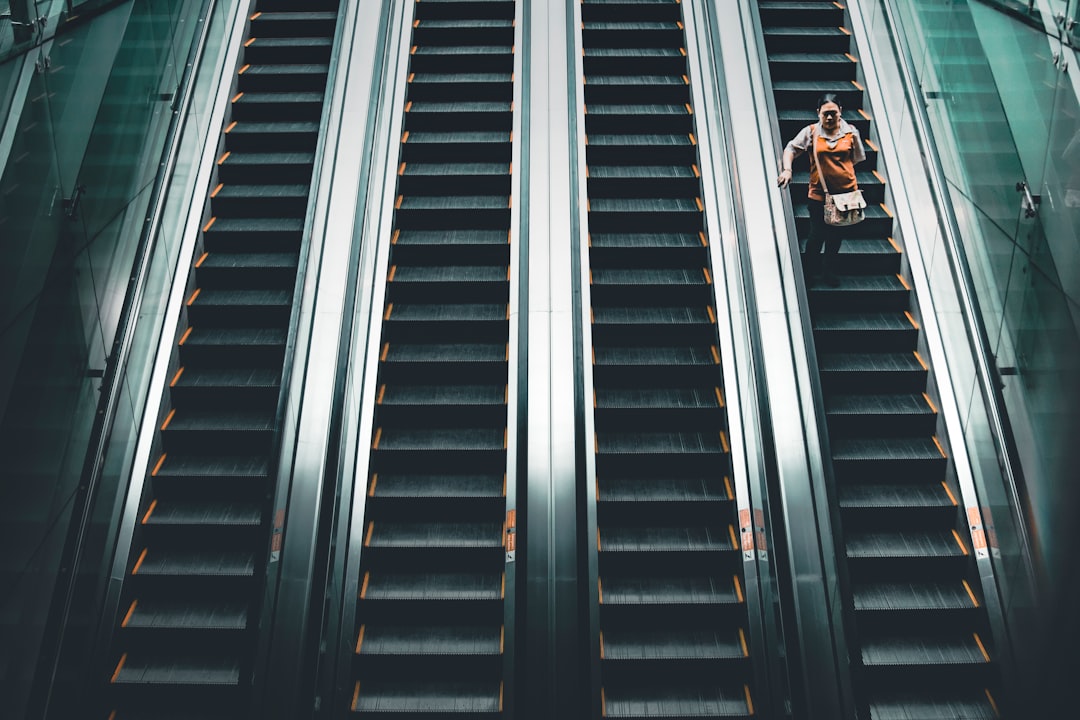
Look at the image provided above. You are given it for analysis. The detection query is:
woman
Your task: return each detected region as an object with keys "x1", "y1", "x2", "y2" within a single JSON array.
[{"x1": 777, "y1": 93, "x2": 866, "y2": 287}]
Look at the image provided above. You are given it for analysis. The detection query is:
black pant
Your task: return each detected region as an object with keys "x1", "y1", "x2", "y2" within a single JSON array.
[{"x1": 803, "y1": 198, "x2": 841, "y2": 277}]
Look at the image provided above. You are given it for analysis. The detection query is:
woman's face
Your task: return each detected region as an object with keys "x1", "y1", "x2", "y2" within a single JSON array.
[{"x1": 818, "y1": 102, "x2": 841, "y2": 131}]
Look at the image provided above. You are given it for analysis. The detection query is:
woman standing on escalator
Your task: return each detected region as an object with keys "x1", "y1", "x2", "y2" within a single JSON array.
[{"x1": 777, "y1": 93, "x2": 866, "y2": 287}]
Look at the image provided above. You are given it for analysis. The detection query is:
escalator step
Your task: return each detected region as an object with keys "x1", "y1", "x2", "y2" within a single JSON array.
[
  {"x1": 603, "y1": 629, "x2": 745, "y2": 660},
  {"x1": 853, "y1": 581, "x2": 978, "y2": 612},
  {"x1": 845, "y1": 530, "x2": 966, "y2": 559},
  {"x1": 600, "y1": 527, "x2": 735, "y2": 552},
  {"x1": 599, "y1": 476, "x2": 729, "y2": 503},
  {"x1": 382, "y1": 343, "x2": 507, "y2": 364},
  {"x1": 241, "y1": 36, "x2": 333, "y2": 65},
  {"x1": 224, "y1": 121, "x2": 319, "y2": 152},
  {"x1": 386, "y1": 304, "x2": 506, "y2": 322},
  {"x1": 861, "y1": 633, "x2": 991, "y2": 666},
  {"x1": 216, "y1": 151, "x2": 316, "y2": 182},
  {"x1": 601, "y1": 576, "x2": 741, "y2": 606},
  {"x1": 603, "y1": 685, "x2": 752, "y2": 719},
  {"x1": 587, "y1": 134, "x2": 695, "y2": 148},
  {"x1": 391, "y1": 266, "x2": 508, "y2": 283},
  {"x1": 867, "y1": 692, "x2": 999, "y2": 720},
  {"x1": 152, "y1": 454, "x2": 270, "y2": 480},
  {"x1": 838, "y1": 483, "x2": 954, "y2": 509},
  {"x1": 362, "y1": 573, "x2": 502, "y2": 601},
  {"x1": 380, "y1": 385, "x2": 505, "y2": 406},
  {"x1": 376, "y1": 428, "x2": 505, "y2": 451},
  {"x1": 593, "y1": 268, "x2": 708, "y2": 287},
  {"x1": 111, "y1": 656, "x2": 240, "y2": 686},
  {"x1": 141, "y1": 501, "x2": 262, "y2": 527},
  {"x1": 395, "y1": 230, "x2": 508, "y2": 246},
  {"x1": 596, "y1": 387, "x2": 719, "y2": 409},
  {"x1": 594, "y1": 345, "x2": 716, "y2": 367},
  {"x1": 597, "y1": 432, "x2": 725, "y2": 455},
  {"x1": 372, "y1": 474, "x2": 504, "y2": 499},
  {"x1": 358, "y1": 625, "x2": 502, "y2": 656},
  {"x1": 366, "y1": 522, "x2": 503, "y2": 549},
  {"x1": 236, "y1": 64, "x2": 328, "y2": 92},
  {"x1": 832, "y1": 436, "x2": 945, "y2": 462},
  {"x1": 131, "y1": 550, "x2": 255, "y2": 577},
  {"x1": 594, "y1": 306, "x2": 711, "y2": 325},
  {"x1": 121, "y1": 600, "x2": 249, "y2": 630},
  {"x1": 351, "y1": 682, "x2": 501, "y2": 714}
]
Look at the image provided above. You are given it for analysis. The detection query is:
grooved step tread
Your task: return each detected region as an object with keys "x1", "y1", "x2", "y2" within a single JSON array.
[{"x1": 601, "y1": 576, "x2": 740, "y2": 606}]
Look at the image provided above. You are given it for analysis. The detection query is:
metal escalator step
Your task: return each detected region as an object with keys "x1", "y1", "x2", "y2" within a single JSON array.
[
  {"x1": 366, "y1": 522, "x2": 503, "y2": 549},
  {"x1": 587, "y1": 133, "x2": 694, "y2": 147},
  {"x1": 584, "y1": 21, "x2": 681, "y2": 30},
  {"x1": 363, "y1": 573, "x2": 502, "y2": 601},
  {"x1": 202, "y1": 217, "x2": 304, "y2": 252},
  {"x1": 231, "y1": 92, "x2": 323, "y2": 122},
  {"x1": 832, "y1": 436, "x2": 945, "y2": 462},
  {"x1": 179, "y1": 326, "x2": 287, "y2": 350},
  {"x1": 216, "y1": 151, "x2": 315, "y2": 182},
  {"x1": 412, "y1": 44, "x2": 512, "y2": 56},
  {"x1": 826, "y1": 393, "x2": 937, "y2": 435},
  {"x1": 141, "y1": 501, "x2": 262, "y2": 527},
  {"x1": 153, "y1": 454, "x2": 269, "y2": 480},
  {"x1": 380, "y1": 385, "x2": 505, "y2": 406},
  {"x1": 241, "y1": 36, "x2": 333, "y2": 64},
  {"x1": 818, "y1": 352, "x2": 926, "y2": 393},
  {"x1": 601, "y1": 576, "x2": 740, "y2": 606},
  {"x1": 372, "y1": 474, "x2": 504, "y2": 499},
  {"x1": 808, "y1": 275, "x2": 907, "y2": 305},
  {"x1": 839, "y1": 483, "x2": 954, "y2": 509},
  {"x1": 237, "y1": 64, "x2": 328, "y2": 93},
  {"x1": 212, "y1": 184, "x2": 309, "y2": 216},
  {"x1": 594, "y1": 345, "x2": 716, "y2": 367},
  {"x1": 853, "y1": 581, "x2": 977, "y2": 611},
  {"x1": 603, "y1": 629, "x2": 745, "y2": 660},
  {"x1": 382, "y1": 343, "x2": 507, "y2": 364},
  {"x1": 867, "y1": 692, "x2": 999, "y2": 720},
  {"x1": 131, "y1": 550, "x2": 256, "y2": 577},
  {"x1": 351, "y1": 682, "x2": 501, "y2": 714},
  {"x1": 597, "y1": 388, "x2": 719, "y2": 410},
  {"x1": 593, "y1": 268, "x2": 708, "y2": 286},
  {"x1": 391, "y1": 266, "x2": 508, "y2": 283},
  {"x1": 172, "y1": 367, "x2": 280, "y2": 389},
  {"x1": 594, "y1": 306, "x2": 711, "y2": 325},
  {"x1": 603, "y1": 685, "x2": 752, "y2": 718},
  {"x1": 599, "y1": 476, "x2": 728, "y2": 503},
  {"x1": 111, "y1": 655, "x2": 241, "y2": 686},
  {"x1": 589, "y1": 165, "x2": 696, "y2": 179},
  {"x1": 772, "y1": 80, "x2": 861, "y2": 110},
  {"x1": 600, "y1": 527, "x2": 735, "y2": 552},
  {"x1": 845, "y1": 530, "x2": 966, "y2": 559},
  {"x1": 587, "y1": 103, "x2": 688, "y2": 117},
  {"x1": 762, "y1": 26, "x2": 851, "y2": 54},
  {"x1": 404, "y1": 131, "x2": 510, "y2": 145},
  {"x1": 401, "y1": 162, "x2": 509, "y2": 177},
  {"x1": 376, "y1": 428, "x2": 505, "y2": 451},
  {"x1": 122, "y1": 600, "x2": 249, "y2": 630},
  {"x1": 359, "y1": 625, "x2": 502, "y2": 656},
  {"x1": 397, "y1": 195, "x2": 510, "y2": 210},
  {"x1": 861, "y1": 633, "x2": 991, "y2": 666},
  {"x1": 249, "y1": 11, "x2": 337, "y2": 35},
  {"x1": 187, "y1": 288, "x2": 292, "y2": 327},
  {"x1": 585, "y1": 48, "x2": 684, "y2": 59},
  {"x1": 223, "y1": 121, "x2": 319, "y2": 151},
  {"x1": 597, "y1": 432, "x2": 725, "y2": 455},
  {"x1": 386, "y1": 304, "x2": 506, "y2": 323},
  {"x1": 395, "y1": 230, "x2": 508, "y2": 246},
  {"x1": 196, "y1": 253, "x2": 299, "y2": 289},
  {"x1": 770, "y1": 51, "x2": 856, "y2": 70}
]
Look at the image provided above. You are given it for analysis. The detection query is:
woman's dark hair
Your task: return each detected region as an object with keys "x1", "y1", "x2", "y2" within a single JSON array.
[{"x1": 815, "y1": 93, "x2": 841, "y2": 110}]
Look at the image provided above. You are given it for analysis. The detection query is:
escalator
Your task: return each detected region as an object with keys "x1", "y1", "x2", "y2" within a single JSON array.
[
  {"x1": 755, "y1": 1, "x2": 1005, "y2": 717},
  {"x1": 579, "y1": 1, "x2": 757, "y2": 717},
  {"x1": 102, "y1": 1, "x2": 338, "y2": 716},
  {"x1": 346, "y1": 0, "x2": 516, "y2": 715}
]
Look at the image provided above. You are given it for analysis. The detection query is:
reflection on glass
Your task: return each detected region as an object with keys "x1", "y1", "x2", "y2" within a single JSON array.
[{"x1": 0, "y1": 0, "x2": 206, "y2": 716}]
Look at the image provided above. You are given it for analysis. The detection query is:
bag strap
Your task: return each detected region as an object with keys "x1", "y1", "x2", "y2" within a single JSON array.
[{"x1": 810, "y1": 124, "x2": 831, "y2": 197}]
